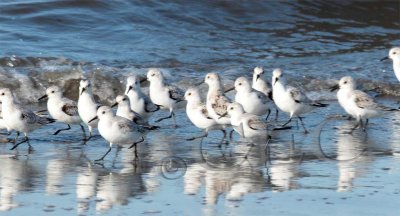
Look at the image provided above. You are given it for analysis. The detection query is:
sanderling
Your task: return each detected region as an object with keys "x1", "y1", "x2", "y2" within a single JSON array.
[
  {"x1": 234, "y1": 76, "x2": 271, "y2": 118},
  {"x1": 39, "y1": 86, "x2": 84, "y2": 136},
  {"x1": 330, "y1": 76, "x2": 398, "y2": 132},
  {"x1": 272, "y1": 68, "x2": 328, "y2": 133},
  {"x1": 204, "y1": 73, "x2": 231, "y2": 127},
  {"x1": 111, "y1": 95, "x2": 159, "y2": 130},
  {"x1": 112, "y1": 95, "x2": 142, "y2": 122},
  {"x1": 381, "y1": 47, "x2": 400, "y2": 82},
  {"x1": 0, "y1": 88, "x2": 55, "y2": 149},
  {"x1": 88, "y1": 106, "x2": 144, "y2": 161},
  {"x1": 226, "y1": 102, "x2": 270, "y2": 140},
  {"x1": 147, "y1": 68, "x2": 184, "y2": 127},
  {"x1": 184, "y1": 87, "x2": 224, "y2": 140},
  {"x1": 125, "y1": 75, "x2": 160, "y2": 120},
  {"x1": 252, "y1": 66, "x2": 279, "y2": 120},
  {"x1": 78, "y1": 79, "x2": 99, "y2": 141}
]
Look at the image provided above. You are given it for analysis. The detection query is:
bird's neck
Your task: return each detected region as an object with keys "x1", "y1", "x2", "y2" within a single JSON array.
[
  {"x1": 150, "y1": 79, "x2": 164, "y2": 88},
  {"x1": 393, "y1": 60, "x2": 400, "y2": 81},
  {"x1": 187, "y1": 98, "x2": 202, "y2": 109},
  {"x1": 273, "y1": 80, "x2": 286, "y2": 92},
  {"x1": 209, "y1": 82, "x2": 223, "y2": 93},
  {"x1": 80, "y1": 91, "x2": 95, "y2": 102},
  {"x1": 2, "y1": 98, "x2": 15, "y2": 112},
  {"x1": 230, "y1": 112, "x2": 243, "y2": 125},
  {"x1": 118, "y1": 104, "x2": 131, "y2": 113}
]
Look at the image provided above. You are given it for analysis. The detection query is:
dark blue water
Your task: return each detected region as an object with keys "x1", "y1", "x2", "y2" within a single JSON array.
[{"x1": 0, "y1": 1, "x2": 399, "y2": 103}]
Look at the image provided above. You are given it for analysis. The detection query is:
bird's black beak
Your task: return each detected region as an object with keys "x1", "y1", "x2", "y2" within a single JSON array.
[
  {"x1": 273, "y1": 77, "x2": 279, "y2": 85},
  {"x1": 127, "y1": 86, "x2": 132, "y2": 94},
  {"x1": 224, "y1": 86, "x2": 235, "y2": 93},
  {"x1": 88, "y1": 116, "x2": 98, "y2": 123},
  {"x1": 80, "y1": 87, "x2": 86, "y2": 95},
  {"x1": 380, "y1": 56, "x2": 389, "y2": 61},
  {"x1": 111, "y1": 102, "x2": 118, "y2": 108},
  {"x1": 256, "y1": 74, "x2": 260, "y2": 82},
  {"x1": 330, "y1": 84, "x2": 340, "y2": 92},
  {"x1": 38, "y1": 95, "x2": 48, "y2": 101}
]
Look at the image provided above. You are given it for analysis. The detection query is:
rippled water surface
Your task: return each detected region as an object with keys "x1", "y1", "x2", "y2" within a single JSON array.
[{"x1": 0, "y1": 1, "x2": 399, "y2": 215}]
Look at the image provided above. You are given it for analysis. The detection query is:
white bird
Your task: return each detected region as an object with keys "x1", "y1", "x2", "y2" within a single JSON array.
[
  {"x1": 147, "y1": 68, "x2": 184, "y2": 127},
  {"x1": 39, "y1": 86, "x2": 84, "y2": 136},
  {"x1": 184, "y1": 87, "x2": 223, "y2": 140},
  {"x1": 0, "y1": 88, "x2": 55, "y2": 149},
  {"x1": 234, "y1": 76, "x2": 271, "y2": 118},
  {"x1": 78, "y1": 79, "x2": 99, "y2": 141},
  {"x1": 111, "y1": 95, "x2": 158, "y2": 130},
  {"x1": 226, "y1": 102, "x2": 270, "y2": 140},
  {"x1": 330, "y1": 76, "x2": 398, "y2": 132},
  {"x1": 271, "y1": 68, "x2": 328, "y2": 133},
  {"x1": 88, "y1": 106, "x2": 144, "y2": 161},
  {"x1": 381, "y1": 47, "x2": 400, "y2": 82},
  {"x1": 204, "y1": 73, "x2": 231, "y2": 127},
  {"x1": 252, "y1": 66, "x2": 279, "y2": 120},
  {"x1": 125, "y1": 75, "x2": 160, "y2": 120}
]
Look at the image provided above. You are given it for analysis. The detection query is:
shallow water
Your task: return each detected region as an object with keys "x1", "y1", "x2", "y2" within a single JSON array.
[
  {"x1": 1, "y1": 99, "x2": 400, "y2": 215},
  {"x1": 0, "y1": 1, "x2": 400, "y2": 215}
]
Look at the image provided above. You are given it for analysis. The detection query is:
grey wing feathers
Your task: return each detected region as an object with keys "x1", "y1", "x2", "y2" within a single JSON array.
[
  {"x1": 167, "y1": 85, "x2": 184, "y2": 101},
  {"x1": 62, "y1": 101, "x2": 79, "y2": 116},
  {"x1": 21, "y1": 108, "x2": 55, "y2": 125},
  {"x1": 143, "y1": 95, "x2": 160, "y2": 112},
  {"x1": 254, "y1": 90, "x2": 269, "y2": 103},
  {"x1": 248, "y1": 118, "x2": 268, "y2": 130},
  {"x1": 20, "y1": 109, "x2": 39, "y2": 124},
  {"x1": 288, "y1": 86, "x2": 311, "y2": 104},
  {"x1": 116, "y1": 118, "x2": 136, "y2": 133},
  {"x1": 353, "y1": 90, "x2": 380, "y2": 109}
]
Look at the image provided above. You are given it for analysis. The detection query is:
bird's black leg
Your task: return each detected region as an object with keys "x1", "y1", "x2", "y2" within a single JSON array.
[
  {"x1": 53, "y1": 124, "x2": 71, "y2": 135},
  {"x1": 79, "y1": 124, "x2": 88, "y2": 144},
  {"x1": 282, "y1": 117, "x2": 293, "y2": 127},
  {"x1": 13, "y1": 131, "x2": 20, "y2": 144},
  {"x1": 155, "y1": 112, "x2": 173, "y2": 123},
  {"x1": 275, "y1": 109, "x2": 279, "y2": 121},
  {"x1": 297, "y1": 116, "x2": 308, "y2": 134},
  {"x1": 129, "y1": 136, "x2": 144, "y2": 149},
  {"x1": 265, "y1": 109, "x2": 271, "y2": 121},
  {"x1": 95, "y1": 146, "x2": 112, "y2": 161},
  {"x1": 186, "y1": 131, "x2": 208, "y2": 141},
  {"x1": 349, "y1": 119, "x2": 361, "y2": 134},
  {"x1": 10, "y1": 135, "x2": 29, "y2": 150}
]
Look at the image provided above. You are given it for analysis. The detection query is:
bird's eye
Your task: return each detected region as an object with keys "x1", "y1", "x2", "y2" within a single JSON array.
[
  {"x1": 151, "y1": 74, "x2": 155, "y2": 77},
  {"x1": 122, "y1": 98, "x2": 126, "y2": 101},
  {"x1": 188, "y1": 93, "x2": 192, "y2": 96},
  {"x1": 394, "y1": 52, "x2": 397, "y2": 55},
  {"x1": 1, "y1": 93, "x2": 4, "y2": 96},
  {"x1": 207, "y1": 76, "x2": 210, "y2": 79},
  {"x1": 344, "y1": 81, "x2": 347, "y2": 84},
  {"x1": 134, "y1": 81, "x2": 138, "y2": 84},
  {"x1": 230, "y1": 107, "x2": 234, "y2": 110},
  {"x1": 238, "y1": 83, "x2": 242, "y2": 86},
  {"x1": 102, "y1": 111, "x2": 105, "y2": 114},
  {"x1": 51, "y1": 91, "x2": 55, "y2": 93}
]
